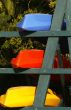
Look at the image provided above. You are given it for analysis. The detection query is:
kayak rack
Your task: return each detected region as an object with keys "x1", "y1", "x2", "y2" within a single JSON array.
[{"x1": 0, "y1": 0, "x2": 71, "y2": 109}]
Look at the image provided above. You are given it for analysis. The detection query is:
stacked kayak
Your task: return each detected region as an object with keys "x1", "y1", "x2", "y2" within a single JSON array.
[
  {"x1": 17, "y1": 14, "x2": 52, "y2": 31},
  {"x1": 0, "y1": 86, "x2": 61, "y2": 107}
]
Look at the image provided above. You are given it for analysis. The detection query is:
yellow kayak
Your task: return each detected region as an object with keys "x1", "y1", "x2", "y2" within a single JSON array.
[{"x1": 0, "y1": 86, "x2": 61, "y2": 108}]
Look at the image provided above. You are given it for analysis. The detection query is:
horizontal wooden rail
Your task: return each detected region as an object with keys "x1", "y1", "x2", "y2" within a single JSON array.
[
  {"x1": 20, "y1": 107, "x2": 71, "y2": 110},
  {"x1": 0, "y1": 0, "x2": 71, "y2": 108},
  {"x1": 1, "y1": 68, "x2": 71, "y2": 74},
  {"x1": 1, "y1": 31, "x2": 71, "y2": 37}
]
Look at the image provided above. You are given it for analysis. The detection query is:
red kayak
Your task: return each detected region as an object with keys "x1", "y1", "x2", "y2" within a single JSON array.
[{"x1": 11, "y1": 49, "x2": 71, "y2": 83}]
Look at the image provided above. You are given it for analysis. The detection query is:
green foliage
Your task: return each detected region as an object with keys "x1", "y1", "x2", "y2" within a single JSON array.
[
  {"x1": 24, "y1": 8, "x2": 38, "y2": 14},
  {"x1": 5, "y1": 0, "x2": 15, "y2": 16},
  {"x1": 49, "y1": 0, "x2": 56, "y2": 8},
  {"x1": 0, "y1": 12, "x2": 13, "y2": 31},
  {"x1": 49, "y1": 0, "x2": 56, "y2": 13},
  {"x1": 0, "y1": 1, "x2": 3, "y2": 12},
  {"x1": 1, "y1": 38, "x2": 46, "y2": 54},
  {"x1": 0, "y1": 56, "x2": 8, "y2": 67},
  {"x1": 0, "y1": 0, "x2": 55, "y2": 67}
]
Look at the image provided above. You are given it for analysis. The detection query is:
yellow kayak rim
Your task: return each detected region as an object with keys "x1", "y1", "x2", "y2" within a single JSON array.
[{"x1": 0, "y1": 86, "x2": 61, "y2": 108}]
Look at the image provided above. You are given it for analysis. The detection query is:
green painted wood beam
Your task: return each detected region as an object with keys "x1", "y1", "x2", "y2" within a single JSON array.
[
  {"x1": 66, "y1": 0, "x2": 71, "y2": 62},
  {"x1": 39, "y1": 0, "x2": 67, "y2": 73},
  {"x1": 0, "y1": 31, "x2": 20, "y2": 37},
  {"x1": 31, "y1": 0, "x2": 67, "y2": 107},
  {"x1": 1, "y1": 31, "x2": 71, "y2": 38},
  {"x1": 0, "y1": 0, "x2": 71, "y2": 109},
  {"x1": 63, "y1": 0, "x2": 71, "y2": 106},
  {"x1": 20, "y1": 107, "x2": 71, "y2": 110},
  {"x1": 1, "y1": 68, "x2": 71, "y2": 74}
]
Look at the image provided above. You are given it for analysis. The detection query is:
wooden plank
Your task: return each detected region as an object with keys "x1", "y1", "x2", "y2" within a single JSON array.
[
  {"x1": 64, "y1": 0, "x2": 71, "y2": 106},
  {"x1": 56, "y1": 45, "x2": 70, "y2": 106},
  {"x1": 20, "y1": 107, "x2": 71, "y2": 110},
  {"x1": 33, "y1": 0, "x2": 67, "y2": 107},
  {"x1": 1, "y1": 31, "x2": 71, "y2": 38},
  {"x1": 40, "y1": 0, "x2": 67, "y2": 73},
  {"x1": 57, "y1": 45, "x2": 68, "y2": 106},
  {"x1": 0, "y1": 31, "x2": 20, "y2": 37},
  {"x1": 34, "y1": 75, "x2": 50, "y2": 107},
  {"x1": 66, "y1": 0, "x2": 71, "y2": 62},
  {"x1": 60, "y1": 0, "x2": 71, "y2": 106},
  {"x1": 1, "y1": 68, "x2": 71, "y2": 74}
]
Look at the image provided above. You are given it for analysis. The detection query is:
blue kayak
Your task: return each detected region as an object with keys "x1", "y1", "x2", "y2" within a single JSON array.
[{"x1": 17, "y1": 13, "x2": 52, "y2": 31}]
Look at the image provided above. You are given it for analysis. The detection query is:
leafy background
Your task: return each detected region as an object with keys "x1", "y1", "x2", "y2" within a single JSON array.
[{"x1": 0, "y1": 0, "x2": 56, "y2": 67}]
